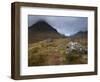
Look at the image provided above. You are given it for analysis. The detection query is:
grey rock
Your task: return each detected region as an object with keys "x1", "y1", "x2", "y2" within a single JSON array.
[{"x1": 66, "y1": 41, "x2": 87, "y2": 54}]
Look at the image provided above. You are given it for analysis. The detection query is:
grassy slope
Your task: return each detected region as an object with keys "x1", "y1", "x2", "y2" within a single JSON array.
[{"x1": 28, "y1": 38, "x2": 87, "y2": 66}]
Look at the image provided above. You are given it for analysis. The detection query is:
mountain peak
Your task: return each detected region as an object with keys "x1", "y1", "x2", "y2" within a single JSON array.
[
  {"x1": 29, "y1": 20, "x2": 57, "y2": 32},
  {"x1": 28, "y1": 20, "x2": 64, "y2": 43},
  {"x1": 36, "y1": 20, "x2": 48, "y2": 24}
]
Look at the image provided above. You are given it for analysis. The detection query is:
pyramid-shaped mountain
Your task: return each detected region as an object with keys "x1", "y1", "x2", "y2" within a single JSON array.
[{"x1": 28, "y1": 20, "x2": 64, "y2": 43}]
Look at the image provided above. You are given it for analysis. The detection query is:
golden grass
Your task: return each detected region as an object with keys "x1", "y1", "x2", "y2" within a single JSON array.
[{"x1": 28, "y1": 38, "x2": 87, "y2": 66}]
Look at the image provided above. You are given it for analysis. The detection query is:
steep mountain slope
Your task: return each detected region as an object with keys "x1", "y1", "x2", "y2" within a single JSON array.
[{"x1": 28, "y1": 20, "x2": 65, "y2": 43}]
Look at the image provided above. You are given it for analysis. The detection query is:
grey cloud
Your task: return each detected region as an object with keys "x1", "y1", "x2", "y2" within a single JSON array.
[{"x1": 28, "y1": 15, "x2": 88, "y2": 36}]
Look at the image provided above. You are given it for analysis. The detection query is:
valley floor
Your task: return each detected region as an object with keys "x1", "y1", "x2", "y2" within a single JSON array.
[{"x1": 28, "y1": 38, "x2": 87, "y2": 66}]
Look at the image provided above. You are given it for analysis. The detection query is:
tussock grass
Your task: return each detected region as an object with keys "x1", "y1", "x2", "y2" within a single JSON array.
[{"x1": 28, "y1": 38, "x2": 87, "y2": 66}]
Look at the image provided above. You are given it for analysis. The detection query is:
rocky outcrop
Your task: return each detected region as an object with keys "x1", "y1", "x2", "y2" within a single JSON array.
[{"x1": 66, "y1": 41, "x2": 87, "y2": 55}]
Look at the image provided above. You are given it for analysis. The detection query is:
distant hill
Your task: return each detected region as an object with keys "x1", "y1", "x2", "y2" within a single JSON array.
[
  {"x1": 28, "y1": 20, "x2": 65, "y2": 44},
  {"x1": 70, "y1": 31, "x2": 87, "y2": 38}
]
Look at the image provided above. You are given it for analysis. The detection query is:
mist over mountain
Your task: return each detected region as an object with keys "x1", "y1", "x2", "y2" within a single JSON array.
[
  {"x1": 29, "y1": 20, "x2": 58, "y2": 32},
  {"x1": 28, "y1": 20, "x2": 65, "y2": 43},
  {"x1": 28, "y1": 15, "x2": 88, "y2": 36}
]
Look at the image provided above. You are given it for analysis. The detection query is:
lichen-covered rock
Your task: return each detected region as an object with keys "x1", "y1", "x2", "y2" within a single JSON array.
[{"x1": 66, "y1": 41, "x2": 87, "y2": 54}]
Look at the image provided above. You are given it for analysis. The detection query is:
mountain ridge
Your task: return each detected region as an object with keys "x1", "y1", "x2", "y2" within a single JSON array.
[
  {"x1": 28, "y1": 20, "x2": 65, "y2": 44},
  {"x1": 69, "y1": 31, "x2": 87, "y2": 38}
]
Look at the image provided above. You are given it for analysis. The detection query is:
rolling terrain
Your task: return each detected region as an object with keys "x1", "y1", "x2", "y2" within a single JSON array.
[{"x1": 28, "y1": 20, "x2": 88, "y2": 66}]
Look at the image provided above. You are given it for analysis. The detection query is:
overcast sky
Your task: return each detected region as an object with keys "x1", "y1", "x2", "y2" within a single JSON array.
[{"x1": 28, "y1": 15, "x2": 88, "y2": 36}]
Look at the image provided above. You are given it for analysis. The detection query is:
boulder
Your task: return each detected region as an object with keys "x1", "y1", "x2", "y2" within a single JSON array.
[{"x1": 66, "y1": 41, "x2": 87, "y2": 54}]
